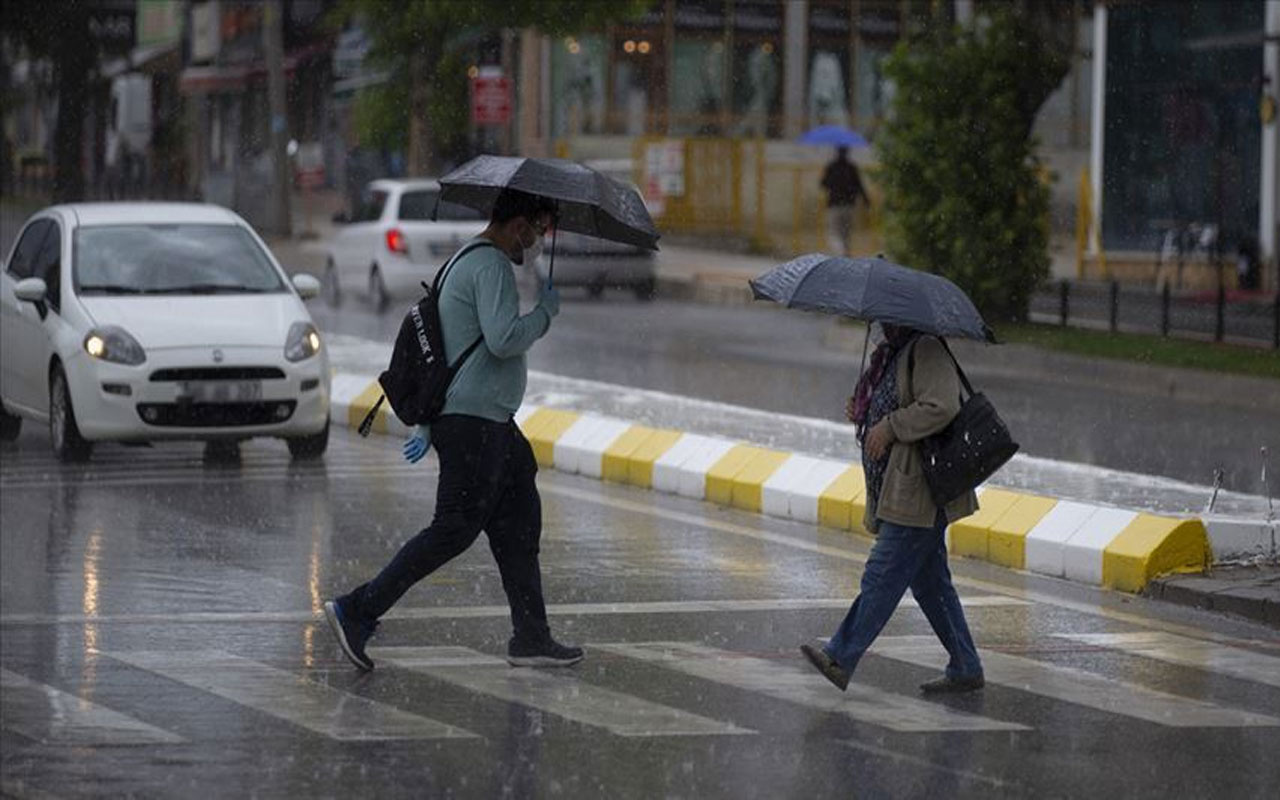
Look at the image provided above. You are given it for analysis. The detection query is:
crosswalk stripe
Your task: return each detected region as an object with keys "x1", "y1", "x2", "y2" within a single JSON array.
[
  {"x1": 872, "y1": 636, "x2": 1280, "y2": 728},
  {"x1": 1, "y1": 595, "x2": 1028, "y2": 627},
  {"x1": 371, "y1": 646, "x2": 754, "y2": 738},
  {"x1": 594, "y1": 642, "x2": 1028, "y2": 733},
  {"x1": 104, "y1": 650, "x2": 477, "y2": 741},
  {"x1": 1053, "y1": 631, "x2": 1280, "y2": 690},
  {"x1": 1, "y1": 668, "x2": 184, "y2": 745}
]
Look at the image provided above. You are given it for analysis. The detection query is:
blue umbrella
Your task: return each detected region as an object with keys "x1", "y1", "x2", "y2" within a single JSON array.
[
  {"x1": 750, "y1": 253, "x2": 997, "y2": 343},
  {"x1": 797, "y1": 125, "x2": 869, "y2": 148}
]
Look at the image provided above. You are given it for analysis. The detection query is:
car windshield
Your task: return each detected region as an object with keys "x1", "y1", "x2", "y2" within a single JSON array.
[{"x1": 74, "y1": 224, "x2": 286, "y2": 295}]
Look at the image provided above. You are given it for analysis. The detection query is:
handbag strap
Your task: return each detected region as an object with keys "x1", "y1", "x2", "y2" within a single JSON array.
[
  {"x1": 431, "y1": 239, "x2": 494, "y2": 371},
  {"x1": 908, "y1": 336, "x2": 976, "y2": 401}
]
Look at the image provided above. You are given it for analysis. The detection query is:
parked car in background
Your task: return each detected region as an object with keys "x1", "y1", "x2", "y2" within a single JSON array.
[
  {"x1": 542, "y1": 158, "x2": 657, "y2": 301},
  {"x1": 324, "y1": 178, "x2": 487, "y2": 312},
  {"x1": 0, "y1": 203, "x2": 331, "y2": 461}
]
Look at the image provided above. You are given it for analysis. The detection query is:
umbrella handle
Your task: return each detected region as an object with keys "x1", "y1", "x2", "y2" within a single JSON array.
[{"x1": 546, "y1": 201, "x2": 560, "y2": 289}]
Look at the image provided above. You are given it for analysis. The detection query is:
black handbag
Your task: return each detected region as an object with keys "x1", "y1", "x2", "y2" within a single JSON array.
[{"x1": 909, "y1": 338, "x2": 1019, "y2": 507}]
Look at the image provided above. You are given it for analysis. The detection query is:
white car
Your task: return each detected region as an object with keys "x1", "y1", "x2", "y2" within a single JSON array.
[
  {"x1": 0, "y1": 203, "x2": 332, "y2": 461},
  {"x1": 324, "y1": 178, "x2": 487, "y2": 311}
]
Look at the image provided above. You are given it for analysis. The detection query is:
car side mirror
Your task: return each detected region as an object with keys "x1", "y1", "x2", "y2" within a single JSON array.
[
  {"x1": 14, "y1": 277, "x2": 47, "y2": 303},
  {"x1": 292, "y1": 273, "x2": 321, "y2": 300},
  {"x1": 331, "y1": 211, "x2": 349, "y2": 224},
  {"x1": 13, "y1": 277, "x2": 48, "y2": 319}
]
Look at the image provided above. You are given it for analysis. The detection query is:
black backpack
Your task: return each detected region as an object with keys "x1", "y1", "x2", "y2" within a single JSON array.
[{"x1": 357, "y1": 240, "x2": 493, "y2": 436}]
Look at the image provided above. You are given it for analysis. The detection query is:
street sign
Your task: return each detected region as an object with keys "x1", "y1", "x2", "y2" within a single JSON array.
[{"x1": 470, "y1": 76, "x2": 512, "y2": 126}]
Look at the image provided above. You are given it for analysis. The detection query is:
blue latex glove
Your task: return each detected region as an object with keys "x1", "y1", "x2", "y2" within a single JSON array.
[
  {"x1": 538, "y1": 282, "x2": 561, "y2": 318},
  {"x1": 403, "y1": 425, "x2": 430, "y2": 463}
]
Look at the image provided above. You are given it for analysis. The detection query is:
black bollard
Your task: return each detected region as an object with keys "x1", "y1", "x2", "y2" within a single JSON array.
[
  {"x1": 1059, "y1": 280, "x2": 1070, "y2": 327},
  {"x1": 1109, "y1": 281, "x2": 1119, "y2": 333},
  {"x1": 1161, "y1": 283, "x2": 1171, "y2": 338}
]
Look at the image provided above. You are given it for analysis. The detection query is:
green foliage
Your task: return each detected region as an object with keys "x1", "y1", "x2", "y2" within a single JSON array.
[
  {"x1": 877, "y1": 11, "x2": 1069, "y2": 323},
  {"x1": 352, "y1": 81, "x2": 408, "y2": 153}
]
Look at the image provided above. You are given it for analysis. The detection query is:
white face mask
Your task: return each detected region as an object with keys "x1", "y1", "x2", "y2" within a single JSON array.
[
  {"x1": 511, "y1": 219, "x2": 545, "y2": 266},
  {"x1": 521, "y1": 233, "x2": 544, "y2": 267}
]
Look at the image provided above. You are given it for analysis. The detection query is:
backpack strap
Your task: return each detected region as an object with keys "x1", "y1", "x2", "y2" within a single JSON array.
[
  {"x1": 359, "y1": 241, "x2": 496, "y2": 439},
  {"x1": 435, "y1": 239, "x2": 495, "y2": 371},
  {"x1": 430, "y1": 239, "x2": 496, "y2": 295}
]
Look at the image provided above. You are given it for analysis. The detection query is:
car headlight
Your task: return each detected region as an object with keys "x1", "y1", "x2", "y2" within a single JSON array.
[
  {"x1": 285, "y1": 321, "x2": 321, "y2": 362},
  {"x1": 83, "y1": 326, "x2": 146, "y2": 365}
]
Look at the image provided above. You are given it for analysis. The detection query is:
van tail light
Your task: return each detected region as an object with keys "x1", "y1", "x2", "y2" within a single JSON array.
[{"x1": 385, "y1": 228, "x2": 408, "y2": 255}]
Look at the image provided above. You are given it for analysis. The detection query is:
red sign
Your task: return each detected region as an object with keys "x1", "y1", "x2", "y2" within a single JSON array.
[{"x1": 471, "y1": 76, "x2": 512, "y2": 125}]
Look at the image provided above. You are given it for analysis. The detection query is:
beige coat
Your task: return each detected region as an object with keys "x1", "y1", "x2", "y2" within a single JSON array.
[{"x1": 863, "y1": 335, "x2": 980, "y2": 534}]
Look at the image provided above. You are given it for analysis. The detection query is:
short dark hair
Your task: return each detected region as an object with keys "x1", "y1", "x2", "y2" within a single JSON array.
[{"x1": 490, "y1": 189, "x2": 557, "y2": 224}]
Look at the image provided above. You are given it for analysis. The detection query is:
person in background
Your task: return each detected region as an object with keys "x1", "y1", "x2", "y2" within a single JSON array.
[{"x1": 820, "y1": 146, "x2": 868, "y2": 256}]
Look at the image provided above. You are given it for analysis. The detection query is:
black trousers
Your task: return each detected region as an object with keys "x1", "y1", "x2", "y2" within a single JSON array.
[{"x1": 344, "y1": 414, "x2": 550, "y2": 645}]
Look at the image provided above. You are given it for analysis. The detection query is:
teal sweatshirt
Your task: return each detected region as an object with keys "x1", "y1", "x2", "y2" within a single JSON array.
[{"x1": 433, "y1": 238, "x2": 552, "y2": 424}]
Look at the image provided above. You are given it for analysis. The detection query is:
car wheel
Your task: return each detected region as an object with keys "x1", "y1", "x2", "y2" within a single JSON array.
[
  {"x1": 49, "y1": 365, "x2": 92, "y2": 462},
  {"x1": 633, "y1": 279, "x2": 657, "y2": 301},
  {"x1": 286, "y1": 419, "x2": 329, "y2": 460},
  {"x1": 323, "y1": 259, "x2": 342, "y2": 308},
  {"x1": 0, "y1": 405, "x2": 21, "y2": 441},
  {"x1": 369, "y1": 266, "x2": 390, "y2": 313}
]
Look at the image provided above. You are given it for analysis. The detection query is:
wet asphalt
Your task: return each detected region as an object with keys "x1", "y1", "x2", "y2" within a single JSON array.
[{"x1": 3, "y1": 424, "x2": 1279, "y2": 799}]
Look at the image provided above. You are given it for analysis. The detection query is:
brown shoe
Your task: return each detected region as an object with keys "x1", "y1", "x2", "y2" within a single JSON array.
[
  {"x1": 800, "y1": 642, "x2": 850, "y2": 691},
  {"x1": 919, "y1": 674, "x2": 985, "y2": 694}
]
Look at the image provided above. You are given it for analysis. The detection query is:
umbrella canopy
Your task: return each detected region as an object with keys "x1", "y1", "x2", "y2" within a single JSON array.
[
  {"x1": 750, "y1": 253, "x2": 997, "y2": 343},
  {"x1": 435, "y1": 155, "x2": 660, "y2": 251},
  {"x1": 797, "y1": 125, "x2": 869, "y2": 148}
]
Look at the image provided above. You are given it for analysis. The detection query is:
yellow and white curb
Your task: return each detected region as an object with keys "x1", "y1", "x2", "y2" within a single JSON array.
[{"x1": 334, "y1": 379, "x2": 1212, "y2": 593}]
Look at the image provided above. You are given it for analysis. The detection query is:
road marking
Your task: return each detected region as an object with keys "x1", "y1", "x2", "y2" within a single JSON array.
[
  {"x1": 1053, "y1": 631, "x2": 1280, "y2": 689},
  {"x1": 872, "y1": 636, "x2": 1280, "y2": 728},
  {"x1": 1, "y1": 668, "x2": 184, "y2": 745},
  {"x1": 595, "y1": 642, "x2": 1029, "y2": 733},
  {"x1": 0, "y1": 595, "x2": 1026, "y2": 626},
  {"x1": 838, "y1": 739, "x2": 1023, "y2": 791},
  {"x1": 103, "y1": 650, "x2": 477, "y2": 741},
  {"x1": 371, "y1": 646, "x2": 754, "y2": 738}
]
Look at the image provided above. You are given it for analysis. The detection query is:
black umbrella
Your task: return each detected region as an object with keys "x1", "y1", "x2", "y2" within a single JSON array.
[
  {"x1": 750, "y1": 253, "x2": 997, "y2": 343},
  {"x1": 435, "y1": 155, "x2": 661, "y2": 284}
]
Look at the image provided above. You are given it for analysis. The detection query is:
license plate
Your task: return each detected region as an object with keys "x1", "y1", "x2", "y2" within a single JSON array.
[{"x1": 177, "y1": 381, "x2": 263, "y2": 403}]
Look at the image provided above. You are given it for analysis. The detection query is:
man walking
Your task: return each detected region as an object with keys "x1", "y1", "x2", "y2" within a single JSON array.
[
  {"x1": 325, "y1": 189, "x2": 581, "y2": 671},
  {"x1": 820, "y1": 146, "x2": 868, "y2": 256}
]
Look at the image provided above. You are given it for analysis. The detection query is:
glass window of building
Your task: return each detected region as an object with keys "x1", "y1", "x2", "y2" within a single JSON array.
[
  {"x1": 807, "y1": 0, "x2": 853, "y2": 130},
  {"x1": 552, "y1": 34, "x2": 608, "y2": 139},
  {"x1": 731, "y1": 0, "x2": 784, "y2": 138},
  {"x1": 669, "y1": 0, "x2": 729, "y2": 136},
  {"x1": 854, "y1": 0, "x2": 901, "y2": 133},
  {"x1": 609, "y1": 3, "x2": 666, "y2": 135}
]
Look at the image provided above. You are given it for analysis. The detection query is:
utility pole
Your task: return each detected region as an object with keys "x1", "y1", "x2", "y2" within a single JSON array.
[{"x1": 263, "y1": 0, "x2": 292, "y2": 236}]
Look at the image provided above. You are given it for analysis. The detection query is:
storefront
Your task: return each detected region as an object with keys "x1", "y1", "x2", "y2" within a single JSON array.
[{"x1": 547, "y1": 0, "x2": 906, "y2": 143}]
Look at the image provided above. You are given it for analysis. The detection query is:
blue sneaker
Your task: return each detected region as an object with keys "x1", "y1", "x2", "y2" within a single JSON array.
[{"x1": 324, "y1": 598, "x2": 377, "y2": 671}]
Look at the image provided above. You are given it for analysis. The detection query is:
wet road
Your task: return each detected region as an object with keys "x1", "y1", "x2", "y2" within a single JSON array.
[
  {"x1": 3, "y1": 426, "x2": 1279, "y2": 798},
  {"x1": 308, "y1": 292, "x2": 1279, "y2": 497}
]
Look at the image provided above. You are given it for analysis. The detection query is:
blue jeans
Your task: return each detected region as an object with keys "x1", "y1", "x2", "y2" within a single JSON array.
[{"x1": 826, "y1": 512, "x2": 983, "y2": 680}]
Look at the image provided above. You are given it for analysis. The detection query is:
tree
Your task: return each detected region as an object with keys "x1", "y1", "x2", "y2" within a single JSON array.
[
  {"x1": 1, "y1": 0, "x2": 96, "y2": 202},
  {"x1": 876, "y1": 9, "x2": 1071, "y2": 323},
  {"x1": 340, "y1": 0, "x2": 646, "y2": 174}
]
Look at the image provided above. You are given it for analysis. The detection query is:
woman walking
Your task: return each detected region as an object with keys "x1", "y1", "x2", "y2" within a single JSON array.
[{"x1": 800, "y1": 323, "x2": 985, "y2": 693}]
